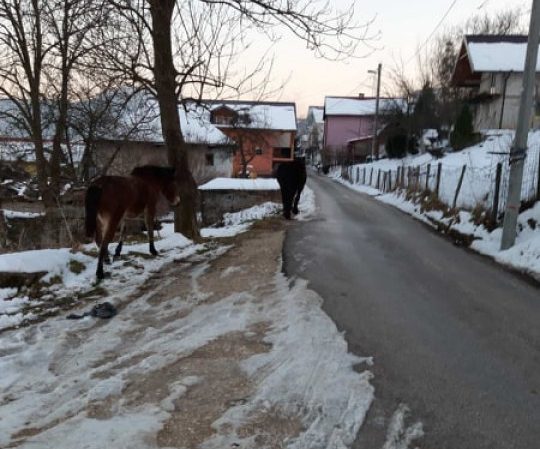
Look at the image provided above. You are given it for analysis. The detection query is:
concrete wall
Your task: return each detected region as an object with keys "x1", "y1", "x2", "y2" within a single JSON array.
[{"x1": 200, "y1": 189, "x2": 281, "y2": 226}]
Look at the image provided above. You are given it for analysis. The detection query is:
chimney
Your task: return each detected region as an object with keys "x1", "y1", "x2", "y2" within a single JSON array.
[{"x1": 358, "y1": 93, "x2": 365, "y2": 98}]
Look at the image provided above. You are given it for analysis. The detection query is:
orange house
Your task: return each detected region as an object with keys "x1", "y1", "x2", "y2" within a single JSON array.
[{"x1": 205, "y1": 100, "x2": 297, "y2": 177}]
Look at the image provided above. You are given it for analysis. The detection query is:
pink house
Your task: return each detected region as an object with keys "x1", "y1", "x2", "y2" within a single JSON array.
[{"x1": 323, "y1": 96, "x2": 405, "y2": 162}]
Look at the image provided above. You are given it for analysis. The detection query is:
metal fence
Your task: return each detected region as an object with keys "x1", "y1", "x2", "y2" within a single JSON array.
[{"x1": 343, "y1": 140, "x2": 540, "y2": 224}]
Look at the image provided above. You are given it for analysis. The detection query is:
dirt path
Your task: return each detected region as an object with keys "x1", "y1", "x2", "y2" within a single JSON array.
[
  {"x1": 6, "y1": 219, "x2": 305, "y2": 448},
  {"x1": 3, "y1": 213, "x2": 373, "y2": 449}
]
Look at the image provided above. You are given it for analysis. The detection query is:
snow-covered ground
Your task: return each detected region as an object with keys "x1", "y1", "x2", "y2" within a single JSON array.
[
  {"x1": 345, "y1": 130, "x2": 540, "y2": 210},
  {"x1": 0, "y1": 187, "x2": 315, "y2": 332},
  {"x1": 331, "y1": 132, "x2": 540, "y2": 280},
  {"x1": 0, "y1": 185, "x2": 381, "y2": 449}
]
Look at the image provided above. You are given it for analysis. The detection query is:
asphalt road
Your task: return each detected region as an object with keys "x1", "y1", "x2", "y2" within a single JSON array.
[{"x1": 283, "y1": 173, "x2": 540, "y2": 449}]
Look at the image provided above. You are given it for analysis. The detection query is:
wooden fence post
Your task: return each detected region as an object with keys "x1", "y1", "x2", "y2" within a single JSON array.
[
  {"x1": 356, "y1": 167, "x2": 360, "y2": 183},
  {"x1": 425, "y1": 164, "x2": 431, "y2": 191},
  {"x1": 387, "y1": 170, "x2": 392, "y2": 191},
  {"x1": 396, "y1": 167, "x2": 401, "y2": 188},
  {"x1": 491, "y1": 162, "x2": 503, "y2": 225},
  {"x1": 453, "y1": 165, "x2": 467, "y2": 209},
  {"x1": 414, "y1": 167, "x2": 420, "y2": 191},
  {"x1": 435, "y1": 162, "x2": 442, "y2": 198},
  {"x1": 376, "y1": 170, "x2": 381, "y2": 189},
  {"x1": 363, "y1": 168, "x2": 366, "y2": 184}
]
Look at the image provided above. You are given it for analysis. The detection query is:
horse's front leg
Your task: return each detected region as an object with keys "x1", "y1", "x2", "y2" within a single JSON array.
[
  {"x1": 114, "y1": 220, "x2": 126, "y2": 261},
  {"x1": 145, "y1": 208, "x2": 158, "y2": 256}
]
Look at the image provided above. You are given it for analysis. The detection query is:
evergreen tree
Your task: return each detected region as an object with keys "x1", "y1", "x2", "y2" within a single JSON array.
[{"x1": 450, "y1": 104, "x2": 475, "y2": 150}]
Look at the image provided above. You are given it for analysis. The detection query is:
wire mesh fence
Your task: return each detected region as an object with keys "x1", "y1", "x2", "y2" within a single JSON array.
[{"x1": 343, "y1": 139, "x2": 540, "y2": 224}]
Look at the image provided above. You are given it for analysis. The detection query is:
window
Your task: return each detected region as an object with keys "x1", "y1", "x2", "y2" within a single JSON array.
[
  {"x1": 255, "y1": 147, "x2": 263, "y2": 155},
  {"x1": 205, "y1": 153, "x2": 214, "y2": 166},
  {"x1": 273, "y1": 147, "x2": 292, "y2": 159}
]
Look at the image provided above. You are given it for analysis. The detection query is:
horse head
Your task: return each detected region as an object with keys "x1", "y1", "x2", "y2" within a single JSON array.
[{"x1": 159, "y1": 168, "x2": 180, "y2": 207}]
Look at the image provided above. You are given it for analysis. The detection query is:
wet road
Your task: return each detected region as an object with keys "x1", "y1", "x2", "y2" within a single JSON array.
[{"x1": 283, "y1": 173, "x2": 540, "y2": 449}]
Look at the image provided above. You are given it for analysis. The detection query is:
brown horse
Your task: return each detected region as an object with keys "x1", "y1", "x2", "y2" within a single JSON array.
[{"x1": 85, "y1": 165, "x2": 180, "y2": 280}]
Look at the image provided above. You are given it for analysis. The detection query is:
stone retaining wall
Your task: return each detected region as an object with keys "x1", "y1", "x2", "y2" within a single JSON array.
[{"x1": 200, "y1": 189, "x2": 281, "y2": 226}]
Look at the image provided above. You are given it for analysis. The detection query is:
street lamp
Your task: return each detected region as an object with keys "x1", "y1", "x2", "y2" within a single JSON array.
[{"x1": 368, "y1": 64, "x2": 382, "y2": 160}]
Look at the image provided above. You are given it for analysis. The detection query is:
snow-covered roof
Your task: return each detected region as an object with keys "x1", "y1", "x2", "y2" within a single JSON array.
[
  {"x1": 0, "y1": 140, "x2": 85, "y2": 163},
  {"x1": 307, "y1": 106, "x2": 324, "y2": 124},
  {"x1": 324, "y1": 97, "x2": 406, "y2": 116},
  {"x1": 199, "y1": 177, "x2": 279, "y2": 191},
  {"x1": 0, "y1": 92, "x2": 296, "y2": 151},
  {"x1": 464, "y1": 35, "x2": 538, "y2": 73},
  {"x1": 206, "y1": 101, "x2": 297, "y2": 131},
  {"x1": 179, "y1": 104, "x2": 231, "y2": 145},
  {"x1": 95, "y1": 94, "x2": 296, "y2": 145},
  {"x1": 422, "y1": 129, "x2": 438, "y2": 139}
]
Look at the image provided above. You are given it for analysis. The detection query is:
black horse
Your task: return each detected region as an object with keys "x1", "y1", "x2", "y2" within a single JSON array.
[{"x1": 275, "y1": 157, "x2": 307, "y2": 219}]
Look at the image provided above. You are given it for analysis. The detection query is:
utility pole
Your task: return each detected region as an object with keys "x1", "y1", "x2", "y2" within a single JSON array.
[
  {"x1": 501, "y1": 0, "x2": 540, "y2": 250},
  {"x1": 370, "y1": 63, "x2": 382, "y2": 160}
]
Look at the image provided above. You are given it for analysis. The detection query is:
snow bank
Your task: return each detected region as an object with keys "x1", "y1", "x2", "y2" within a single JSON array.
[
  {"x1": 346, "y1": 130, "x2": 540, "y2": 210},
  {"x1": 332, "y1": 172, "x2": 540, "y2": 280},
  {"x1": 0, "y1": 187, "x2": 316, "y2": 331}
]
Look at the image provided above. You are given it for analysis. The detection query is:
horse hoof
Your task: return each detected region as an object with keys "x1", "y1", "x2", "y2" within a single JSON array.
[{"x1": 96, "y1": 270, "x2": 110, "y2": 282}]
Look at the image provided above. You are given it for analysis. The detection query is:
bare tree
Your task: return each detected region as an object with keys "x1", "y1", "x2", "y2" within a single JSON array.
[
  {"x1": 69, "y1": 83, "x2": 161, "y2": 180},
  {"x1": 104, "y1": 0, "x2": 375, "y2": 238},
  {"x1": 0, "y1": 0, "x2": 52, "y2": 206},
  {"x1": 42, "y1": 0, "x2": 106, "y2": 195},
  {"x1": 0, "y1": 0, "x2": 111, "y2": 207}
]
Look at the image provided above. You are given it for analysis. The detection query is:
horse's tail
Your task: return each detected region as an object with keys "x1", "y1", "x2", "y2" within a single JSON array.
[{"x1": 85, "y1": 185, "x2": 102, "y2": 238}]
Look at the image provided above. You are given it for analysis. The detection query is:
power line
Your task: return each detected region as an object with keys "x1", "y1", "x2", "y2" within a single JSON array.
[
  {"x1": 477, "y1": 0, "x2": 490, "y2": 9},
  {"x1": 406, "y1": 0, "x2": 459, "y2": 64}
]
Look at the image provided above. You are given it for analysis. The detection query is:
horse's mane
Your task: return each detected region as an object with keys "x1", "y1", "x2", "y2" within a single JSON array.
[{"x1": 131, "y1": 165, "x2": 175, "y2": 180}]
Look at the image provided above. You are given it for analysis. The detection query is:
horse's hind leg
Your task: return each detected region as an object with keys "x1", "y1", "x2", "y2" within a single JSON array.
[
  {"x1": 96, "y1": 218, "x2": 118, "y2": 280},
  {"x1": 114, "y1": 220, "x2": 126, "y2": 261},
  {"x1": 281, "y1": 188, "x2": 293, "y2": 220},
  {"x1": 292, "y1": 190, "x2": 301, "y2": 215},
  {"x1": 145, "y1": 208, "x2": 158, "y2": 256}
]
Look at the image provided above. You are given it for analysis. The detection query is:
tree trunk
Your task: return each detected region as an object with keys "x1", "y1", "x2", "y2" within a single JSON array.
[
  {"x1": 0, "y1": 198, "x2": 8, "y2": 249},
  {"x1": 149, "y1": 0, "x2": 199, "y2": 239},
  {"x1": 31, "y1": 96, "x2": 54, "y2": 208}
]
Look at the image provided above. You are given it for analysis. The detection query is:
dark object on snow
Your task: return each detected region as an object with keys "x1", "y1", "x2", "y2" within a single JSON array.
[
  {"x1": 275, "y1": 157, "x2": 307, "y2": 219},
  {"x1": 85, "y1": 165, "x2": 180, "y2": 281},
  {"x1": 66, "y1": 302, "x2": 118, "y2": 320}
]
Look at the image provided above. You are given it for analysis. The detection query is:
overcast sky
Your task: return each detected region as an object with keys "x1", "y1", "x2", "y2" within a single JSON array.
[{"x1": 253, "y1": 0, "x2": 529, "y2": 117}]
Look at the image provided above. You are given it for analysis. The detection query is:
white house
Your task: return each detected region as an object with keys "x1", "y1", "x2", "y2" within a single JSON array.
[{"x1": 452, "y1": 35, "x2": 540, "y2": 131}]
